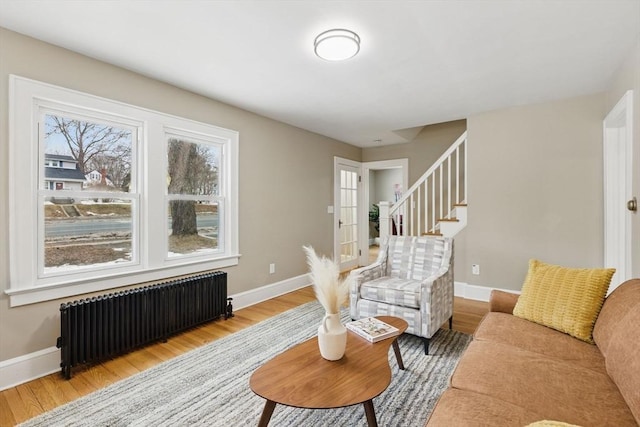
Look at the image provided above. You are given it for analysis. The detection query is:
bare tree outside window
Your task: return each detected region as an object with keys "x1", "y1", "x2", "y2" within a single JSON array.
[
  {"x1": 42, "y1": 114, "x2": 134, "y2": 271},
  {"x1": 45, "y1": 115, "x2": 132, "y2": 182},
  {"x1": 167, "y1": 137, "x2": 220, "y2": 255}
]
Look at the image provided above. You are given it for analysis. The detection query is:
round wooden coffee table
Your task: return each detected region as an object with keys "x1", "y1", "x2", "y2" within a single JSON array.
[{"x1": 249, "y1": 316, "x2": 408, "y2": 427}]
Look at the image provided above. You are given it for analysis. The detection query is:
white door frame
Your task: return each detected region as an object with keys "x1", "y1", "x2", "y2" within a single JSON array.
[
  {"x1": 603, "y1": 90, "x2": 634, "y2": 292},
  {"x1": 360, "y1": 159, "x2": 409, "y2": 266}
]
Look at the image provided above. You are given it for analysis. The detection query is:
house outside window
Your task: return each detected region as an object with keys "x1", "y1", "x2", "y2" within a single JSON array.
[
  {"x1": 43, "y1": 154, "x2": 87, "y2": 191},
  {"x1": 7, "y1": 75, "x2": 239, "y2": 306}
]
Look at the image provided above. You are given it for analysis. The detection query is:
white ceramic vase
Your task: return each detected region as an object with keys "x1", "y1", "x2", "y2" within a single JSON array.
[{"x1": 317, "y1": 312, "x2": 347, "y2": 361}]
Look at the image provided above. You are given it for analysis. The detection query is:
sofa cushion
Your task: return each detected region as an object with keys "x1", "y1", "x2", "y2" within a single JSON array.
[
  {"x1": 474, "y1": 312, "x2": 606, "y2": 373},
  {"x1": 450, "y1": 340, "x2": 637, "y2": 426},
  {"x1": 513, "y1": 259, "x2": 614, "y2": 343},
  {"x1": 426, "y1": 388, "x2": 549, "y2": 426},
  {"x1": 360, "y1": 276, "x2": 422, "y2": 308}
]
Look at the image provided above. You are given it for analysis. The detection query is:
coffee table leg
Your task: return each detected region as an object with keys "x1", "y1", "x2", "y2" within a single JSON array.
[
  {"x1": 363, "y1": 400, "x2": 378, "y2": 427},
  {"x1": 392, "y1": 339, "x2": 405, "y2": 370},
  {"x1": 258, "y1": 399, "x2": 276, "y2": 427}
]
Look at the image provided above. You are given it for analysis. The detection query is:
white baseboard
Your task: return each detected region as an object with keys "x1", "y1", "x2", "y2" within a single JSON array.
[
  {"x1": 0, "y1": 346, "x2": 60, "y2": 391},
  {"x1": 230, "y1": 273, "x2": 310, "y2": 310},
  {"x1": 0, "y1": 274, "x2": 312, "y2": 391},
  {"x1": 454, "y1": 281, "x2": 520, "y2": 302}
]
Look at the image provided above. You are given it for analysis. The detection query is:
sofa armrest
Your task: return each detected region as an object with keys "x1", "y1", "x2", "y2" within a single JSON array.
[{"x1": 489, "y1": 290, "x2": 519, "y2": 314}]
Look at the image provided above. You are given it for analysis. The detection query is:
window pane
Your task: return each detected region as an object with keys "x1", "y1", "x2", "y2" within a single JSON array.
[
  {"x1": 167, "y1": 200, "x2": 219, "y2": 256},
  {"x1": 167, "y1": 138, "x2": 220, "y2": 196},
  {"x1": 44, "y1": 196, "x2": 133, "y2": 272},
  {"x1": 43, "y1": 114, "x2": 133, "y2": 192}
]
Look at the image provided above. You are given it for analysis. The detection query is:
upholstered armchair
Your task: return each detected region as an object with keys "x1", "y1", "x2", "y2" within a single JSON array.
[{"x1": 349, "y1": 235, "x2": 454, "y2": 355}]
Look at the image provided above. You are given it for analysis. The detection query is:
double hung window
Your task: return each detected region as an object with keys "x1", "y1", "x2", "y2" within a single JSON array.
[{"x1": 8, "y1": 76, "x2": 239, "y2": 306}]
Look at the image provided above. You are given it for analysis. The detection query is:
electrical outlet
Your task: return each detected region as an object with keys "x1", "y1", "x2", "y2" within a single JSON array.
[
  {"x1": 472, "y1": 264, "x2": 480, "y2": 275},
  {"x1": 269, "y1": 263, "x2": 276, "y2": 274}
]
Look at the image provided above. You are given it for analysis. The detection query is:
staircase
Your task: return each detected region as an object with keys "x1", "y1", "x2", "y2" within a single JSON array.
[{"x1": 379, "y1": 131, "x2": 468, "y2": 240}]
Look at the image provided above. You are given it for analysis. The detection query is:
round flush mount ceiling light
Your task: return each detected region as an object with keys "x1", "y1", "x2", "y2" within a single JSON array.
[{"x1": 314, "y1": 29, "x2": 360, "y2": 61}]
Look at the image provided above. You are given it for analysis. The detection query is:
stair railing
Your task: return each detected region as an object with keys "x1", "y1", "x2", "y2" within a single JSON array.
[{"x1": 380, "y1": 131, "x2": 467, "y2": 239}]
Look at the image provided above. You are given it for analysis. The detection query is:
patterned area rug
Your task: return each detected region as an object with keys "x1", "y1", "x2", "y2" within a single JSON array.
[{"x1": 20, "y1": 301, "x2": 471, "y2": 427}]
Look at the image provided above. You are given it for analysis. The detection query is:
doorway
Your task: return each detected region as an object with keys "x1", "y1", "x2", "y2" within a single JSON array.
[
  {"x1": 603, "y1": 90, "x2": 634, "y2": 293},
  {"x1": 361, "y1": 159, "x2": 409, "y2": 266}
]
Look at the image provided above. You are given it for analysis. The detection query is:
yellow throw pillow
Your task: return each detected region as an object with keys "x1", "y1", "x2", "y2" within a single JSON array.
[{"x1": 513, "y1": 259, "x2": 614, "y2": 343}]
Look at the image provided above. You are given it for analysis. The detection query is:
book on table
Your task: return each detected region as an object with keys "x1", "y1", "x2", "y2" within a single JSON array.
[{"x1": 346, "y1": 317, "x2": 400, "y2": 342}]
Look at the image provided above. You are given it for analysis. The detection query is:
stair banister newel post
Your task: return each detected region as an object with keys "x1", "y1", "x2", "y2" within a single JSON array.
[{"x1": 379, "y1": 201, "x2": 391, "y2": 241}]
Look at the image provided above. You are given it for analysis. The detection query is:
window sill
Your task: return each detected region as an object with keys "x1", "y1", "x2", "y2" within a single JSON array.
[{"x1": 6, "y1": 254, "x2": 240, "y2": 307}]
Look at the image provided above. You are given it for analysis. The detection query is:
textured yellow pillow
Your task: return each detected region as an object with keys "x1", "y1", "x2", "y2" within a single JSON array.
[{"x1": 513, "y1": 259, "x2": 614, "y2": 343}]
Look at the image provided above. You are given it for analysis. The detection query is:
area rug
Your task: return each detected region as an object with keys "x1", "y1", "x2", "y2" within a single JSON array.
[{"x1": 20, "y1": 301, "x2": 471, "y2": 427}]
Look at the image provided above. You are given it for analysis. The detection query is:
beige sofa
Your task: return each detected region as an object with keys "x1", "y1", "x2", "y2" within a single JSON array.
[{"x1": 426, "y1": 278, "x2": 640, "y2": 426}]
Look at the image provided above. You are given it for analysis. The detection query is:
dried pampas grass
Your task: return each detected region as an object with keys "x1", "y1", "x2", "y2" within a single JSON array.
[{"x1": 303, "y1": 246, "x2": 352, "y2": 314}]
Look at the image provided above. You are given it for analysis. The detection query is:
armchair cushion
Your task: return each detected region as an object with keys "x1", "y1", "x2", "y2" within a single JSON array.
[{"x1": 360, "y1": 276, "x2": 423, "y2": 309}]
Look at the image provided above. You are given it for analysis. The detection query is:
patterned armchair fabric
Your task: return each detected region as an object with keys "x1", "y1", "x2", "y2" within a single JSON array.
[{"x1": 349, "y1": 235, "x2": 454, "y2": 354}]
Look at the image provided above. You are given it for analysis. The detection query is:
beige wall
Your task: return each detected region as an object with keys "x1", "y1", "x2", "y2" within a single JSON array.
[
  {"x1": 605, "y1": 36, "x2": 640, "y2": 277},
  {"x1": 0, "y1": 28, "x2": 360, "y2": 361},
  {"x1": 461, "y1": 93, "x2": 606, "y2": 290}
]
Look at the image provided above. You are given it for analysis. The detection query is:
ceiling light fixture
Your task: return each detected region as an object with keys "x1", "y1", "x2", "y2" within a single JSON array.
[{"x1": 314, "y1": 29, "x2": 360, "y2": 61}]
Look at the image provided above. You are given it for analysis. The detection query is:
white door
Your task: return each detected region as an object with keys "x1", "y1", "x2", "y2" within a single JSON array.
[
  {"x1": 603, "y1": 90, "x2": 634, "y2": 293},
  {"x1": 335, "y1": 158, "x2": 361, "y2": 271}
]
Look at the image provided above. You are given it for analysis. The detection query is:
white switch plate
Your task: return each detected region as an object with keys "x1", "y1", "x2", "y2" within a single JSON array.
[
  {"x1": 472, "y1": 264, "x2": 480, "y2": 275},
  {"x1": 327, "y1": 205, "x2": 334, "y2": 214},
  {"x1": 269, "y1": 263, "x2": 276, "y2": 274}
]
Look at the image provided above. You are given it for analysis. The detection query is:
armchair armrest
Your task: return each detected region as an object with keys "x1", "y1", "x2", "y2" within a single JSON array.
[
  {"x1": 349, "y1": 262, "x2": 385, "y2": 285},
  {"x1": 489, "y1": 290, "x2": 519, "y2": 314},
  {"x1": 348, "y1": 262, "x2": 385, "y2": 319},
  {"x1": 420, "y1": 266, "x2": 455, "y2": 337}
]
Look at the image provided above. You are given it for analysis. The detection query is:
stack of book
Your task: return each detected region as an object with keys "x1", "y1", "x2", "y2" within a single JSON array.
[{"x1": 346, "y1": 317, "x2": 400, "y2": 342}]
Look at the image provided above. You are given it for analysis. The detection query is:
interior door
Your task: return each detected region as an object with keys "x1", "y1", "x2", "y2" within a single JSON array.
[
  {"x1": 335, "y1": 158, "x2": 360, "y2": 271},
  {"x1": 603, "y1": 90, "x2": 634, "y2": 293}
]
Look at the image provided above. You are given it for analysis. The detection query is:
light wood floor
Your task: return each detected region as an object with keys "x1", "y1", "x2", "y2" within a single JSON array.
[{"x1": 0, "y1": 286, "x2": 488, "y2": 426}]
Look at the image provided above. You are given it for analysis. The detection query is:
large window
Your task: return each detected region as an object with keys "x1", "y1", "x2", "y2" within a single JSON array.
[{"x1": 7, "y1": 76, "x2": 239, "y2": 306}]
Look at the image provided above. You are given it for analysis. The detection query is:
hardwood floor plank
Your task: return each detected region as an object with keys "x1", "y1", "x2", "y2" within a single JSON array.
[
  {"x1": 0, "y1": 393, "x2": 16, "y2": 427},
  {"x1": 14, "y1": 384, "x2": 44, "y2": 424},
  {"x1": 40, "y1": 375, "x2": 80, "y2": 406},
  {"x1": 0, "y1": 286, "x2": 487, "y2": 427},
  {"x1": 23, "y1": 379, "x2": 57, "y2": 413}
]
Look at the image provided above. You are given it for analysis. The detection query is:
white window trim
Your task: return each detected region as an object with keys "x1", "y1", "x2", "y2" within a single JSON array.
[{"x1": 7, "y1": 75, "x2": 239, "y2": 307}]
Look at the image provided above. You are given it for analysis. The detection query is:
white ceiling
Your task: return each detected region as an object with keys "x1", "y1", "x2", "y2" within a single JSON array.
[{"x1": 1, "y1": 1, "x2": 638, "y2": 147}]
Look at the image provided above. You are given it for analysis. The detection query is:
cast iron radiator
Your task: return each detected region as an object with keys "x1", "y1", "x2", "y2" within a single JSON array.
[{"x1": 56, "y1": 271, "x2": 229, "y2": 379}]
